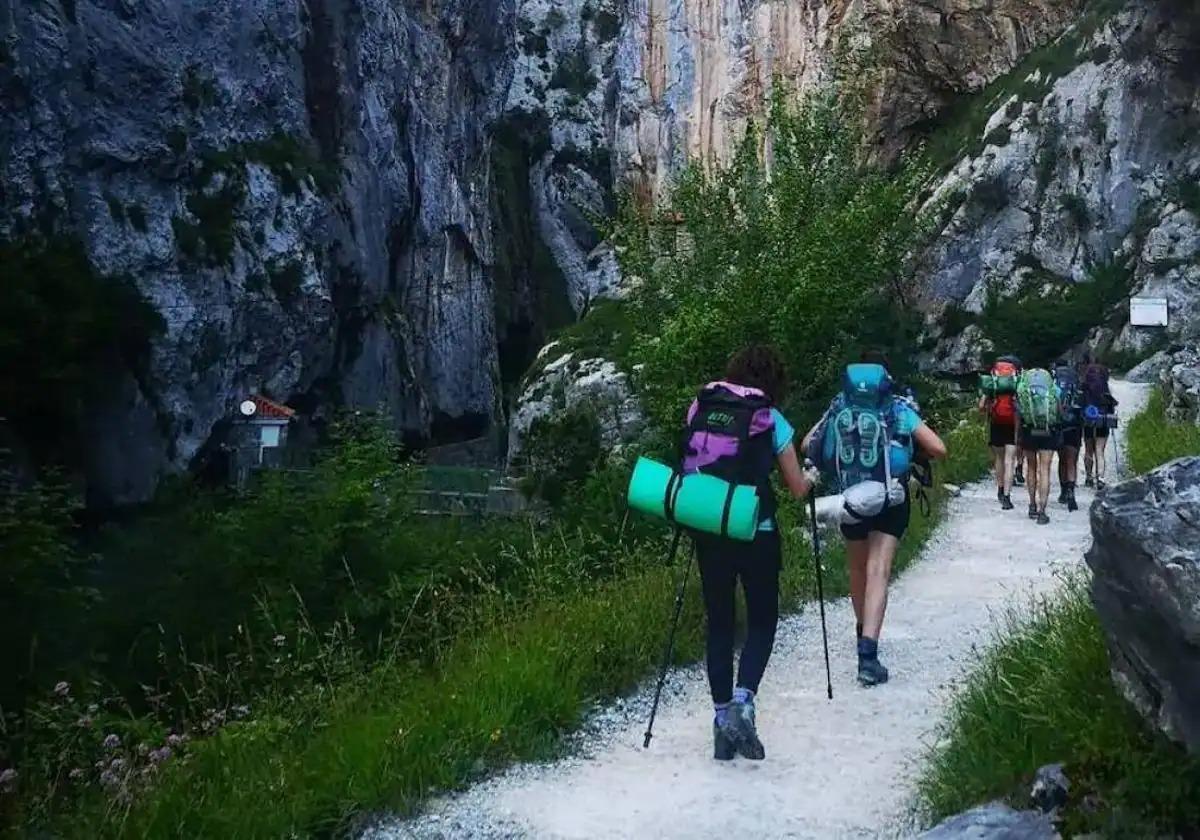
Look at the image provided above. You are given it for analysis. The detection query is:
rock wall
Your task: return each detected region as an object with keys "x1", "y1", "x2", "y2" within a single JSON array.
[
  {"x1": 1087, "y1": 455, "x2": 1200, "y2": 754},
  {"x1": 1, "y1": 0, "x2": 517, "y2": 503},
  {"x1": 918, "y1": 0, "x2": 1200, "y2": 372},
  {"x1": 0, "y1": 0, "x2": 1084, "y2": 503}
]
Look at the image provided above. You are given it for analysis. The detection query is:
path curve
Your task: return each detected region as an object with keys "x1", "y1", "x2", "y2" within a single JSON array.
[{"x1": 369, "y1": 381, "x2": 1149, "y2": 840}]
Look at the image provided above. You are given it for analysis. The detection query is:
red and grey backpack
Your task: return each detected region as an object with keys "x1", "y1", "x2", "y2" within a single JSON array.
[{"x1": 681, "y1": 382, "x2": 777, "y2": 528}]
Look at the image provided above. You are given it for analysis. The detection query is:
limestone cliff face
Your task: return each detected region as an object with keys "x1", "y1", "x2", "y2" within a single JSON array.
[
  {"x1": 0, "y1": 0, "x2": 1084, "y2": 503},
  {"x1": 917, "y1": 0, "x2": 1200, "y2": 373}
]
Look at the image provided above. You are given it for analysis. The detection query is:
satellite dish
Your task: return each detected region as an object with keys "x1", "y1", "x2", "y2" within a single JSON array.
[{"x1": 239, "y1": 399, "x2": 257, "y2": 417}]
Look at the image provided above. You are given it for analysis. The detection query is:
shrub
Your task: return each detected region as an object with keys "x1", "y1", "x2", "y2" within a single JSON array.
[
  {"x1": 615, "y1": 90, "x2": 933, "y2": 429},
  {"x1": 1125, "y1": 388, "x2": 1200, "y2": 474},
  {"x1": 918, "y1": 578, "x2": 1200, "y2": 835}
]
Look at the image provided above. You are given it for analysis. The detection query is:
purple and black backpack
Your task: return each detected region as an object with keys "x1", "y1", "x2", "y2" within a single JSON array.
[{"x1": 681, "y1": 382, "x2": 778, "y2": 526}]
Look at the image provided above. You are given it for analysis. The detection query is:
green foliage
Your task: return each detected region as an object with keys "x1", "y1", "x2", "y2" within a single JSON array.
[
  {"x1": 1169, "y1": 177, "x2": 1200, "y2": 217},
  {"x1": 104, "y1": 193, "x2": 126, "y2": 225},
  {"x1": 165, "y1": 128, "x2": 188, "y2": 156},
  {"x1": 615, "y1": 91, "x2": 933, "y2": 429},
  {"x1": 978, "y1": 260, "x2": 1132, "y2": 367},
  {"x1": 972, "y1": 176, "x2": 1010, "y2": 213},
  {"x1": 983, "y1": 125, "x2": 1011, "y2": 147},
  {"x1": 918, "y1": 578, "x2": 1200, "y2": 835},
  {"x1": 549, "y1": 44, "x2": 597, "y2": 96},
  {"x1": 517, "y1": 407, "x2": 603, "y2": 504},
  {"x1": 593, "y1": 9, "x2": 620, "y2": 42},
  {"x1": 1060, "y1": 192, "x2": 1091, "y2": 228},
  {"x1": 267, "y1": 258, "x2": 305, "y2": 307},
  {"x1": 0, "y1": 237, "x2": 164, "y2": 464},
  {"x1": 181, "y1": 65, "x2": 218, "y2": 111},
  {"x1": 1125, "y1": 388, "x2": 1200, "y2": 474}
]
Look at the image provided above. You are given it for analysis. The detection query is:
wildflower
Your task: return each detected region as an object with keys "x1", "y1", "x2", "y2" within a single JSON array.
[
  {"x1": 149, "y1": 747, "x2": 172, "y2": 764},
  {"x1": 108, "y1": 758, "x2": 126, "y2": 771},
  {"x1": 0, "y1": 768, "x2": 17, "y2": 792},
  {"x1": 232, "y1": 704, "x2": 250, "y2": 719},
  {"x1": 99, "y1": 769, "x2": 119, "y2": 788},
  {"x1": 68, "y1": 768, "x2": 85, "y2": 782},
  {"x1": 166, "y1": 733, "x2": 184, "y2": 747},
  {"x1": 53, "y1": 681, "x2": 71, "y2": 698},
  {"x1": 490, "y1": 728, "x2": 502, "y2": 743},
  {"x1": 272, "y1": 634, "x2": 286, "y2": 647},
  {"x1": 75, "y1": 715, "x2": 93, "y2": 729},
  {"x1": 87, "y1": 703, "x2": 99, "y2": 713},
  {"x1": 137, "y1": 742, "x2": 150, "y2": 756},
  {"x1": 102, "y1": 733, "x2": 121, "y2": 750}
]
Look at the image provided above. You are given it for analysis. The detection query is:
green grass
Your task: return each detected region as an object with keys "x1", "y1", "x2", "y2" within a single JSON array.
[
  {"x1": 1125, "y1": 388, "x2": 1200, "y2": 475},
  {"x1": 43, "y1": 416, "x2": 984, "y2": 838},
  {"x1": 918, "y1": 578, "x2": 1200, "y2": 836}
]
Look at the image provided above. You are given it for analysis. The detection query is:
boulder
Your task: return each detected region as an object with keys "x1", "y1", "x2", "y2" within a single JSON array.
[
  {"x1": 1086, "y1": 456, "x2": 1200, "y2": 753},
  {"x1": 1158, "y1": 346, "x2": 1200, "y2": 424},
  {"x1": 507, "y1": 350, "x2": 646, "y2": 468},
  {"x1": 1125, "y1": 350, "x2": 1173, "y2": 384},
  {"x1": 920, "y1": 803, "x2": 1058, "y2": 839},
  {"x1": 1029, "y1": 763, "x2": 1069, "y2": 815}
]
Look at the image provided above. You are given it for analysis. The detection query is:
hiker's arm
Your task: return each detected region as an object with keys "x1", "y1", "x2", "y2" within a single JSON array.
[
  {"x1": 776, "y1": 443, "x2": 815, "y2": 498},
  {"x1": 978, "y1": 394, "x2": 990, "y2": 414},
  {"x1": 914, "y1": 423, "x2": 948, "y2": 461},
  {"x1": 800, "y1": 419, "x2": 822, "y2": 453}
]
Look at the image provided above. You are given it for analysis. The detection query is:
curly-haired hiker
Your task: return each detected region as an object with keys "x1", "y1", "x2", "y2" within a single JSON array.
[
  {"x1": 802, "y1": 351, "x2": 947, "y2": 687},
  {"x1": 680, "y1": 344, "x2": 818, "y2": 761}
]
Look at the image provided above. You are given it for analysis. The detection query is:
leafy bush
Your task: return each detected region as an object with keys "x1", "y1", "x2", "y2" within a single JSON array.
[
  {"x1": 919, "y1": 578, "x2": 1200, "y2": 836},
  {"x1": 978, "y1": 260, "x2": 1132, "y2": 367},
  {"x1": 615, "y1": 91, "x2": 933, "y2": 428},
  {"x1": 1125, "y1": 388, "x2": 1200, "y2": 474}
]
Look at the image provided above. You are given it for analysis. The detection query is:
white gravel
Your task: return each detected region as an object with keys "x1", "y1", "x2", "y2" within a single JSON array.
[{"x1": 366, "y1": 381, "x2": 1149, "y2": 840}]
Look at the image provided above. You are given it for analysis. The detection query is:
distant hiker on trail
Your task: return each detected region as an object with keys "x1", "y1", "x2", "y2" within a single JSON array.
[
  {"x1": 1053, "y1": 358, "x2": 1082, "y2": 511},
  {"x1": 1016, "y1": 366, "x2": 1061, "y2": 525},
  {"x1": 1079, "y1": 352, "x2": 1117, "y2": 489},
  {"x1": 802, "y1": 351, "x2": 947, "y2": 688},
  {"x1": 681, "y1": 345, "x2": 818, "y2": 761},
  {"x1": 979, "y1": 354, "x2": 1021, "y2": 510}
]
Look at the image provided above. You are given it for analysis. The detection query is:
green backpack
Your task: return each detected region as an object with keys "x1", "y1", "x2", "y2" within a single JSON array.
[{"x1": 1017, "y1": 369, "x2": 1059, "y2": 435}]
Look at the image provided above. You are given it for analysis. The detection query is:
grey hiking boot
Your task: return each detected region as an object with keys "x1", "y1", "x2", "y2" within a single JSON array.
[
  {"x1": 1037, "y1": 511, "x2": 1050, "y2": 525},
  {"x1": 1000, "y1": 493, "x2": 1014, "y2": 510},
  {"x1": 1028, "y1": 503, "x2": 1038, "y2": 519},
  {"x1": 727, "y1": 701, "x2": 765, "y2": 760},
  {"x1": 1066, "y1": 488, "x2": 1079, "y2": 512},
  {"x1": 857, "y1": 656, "x2": 890, "y2": 687},
  {"x1": 713, "y1": 721, "x2": 736, "y2": 761}
]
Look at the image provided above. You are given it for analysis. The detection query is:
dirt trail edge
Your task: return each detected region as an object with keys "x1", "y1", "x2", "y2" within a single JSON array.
[{"x1": 368, "y1": 381, "x2": 1149, "y2": 840}]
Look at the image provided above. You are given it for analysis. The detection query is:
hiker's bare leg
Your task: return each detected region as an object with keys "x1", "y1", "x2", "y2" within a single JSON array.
[
  {"x1": 1025, "y1": 450, "x2": 1038, "y2": 506},
  {"x1": 1084, "y1": 435, "x2": 1096, "y2": 482},
  {"x1": 1094, "y1": 436, "x2": 1109, "y2": 482},
  {"x1": 861, "y1": 532, "x2": 899, "y2": 640},
  {"x1": 846, "y1": 538, "x2": 868, "y2": 627},
  {"x1": 1004, "y1": 444, "x2": 1017, "y2": 490},
  {"x1": 990, "y1": 446, "x2": 1006, "y2": 491},
  {"x1": 1037, "y1": 451, "x2": 1054, "y2": 511},
  {"x1": 1062, "y1": 445, "x2": 1079, "y2": 485}
]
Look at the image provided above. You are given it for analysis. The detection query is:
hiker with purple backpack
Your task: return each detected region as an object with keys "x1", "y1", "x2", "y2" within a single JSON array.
[
  {"x1": 680, "y1": 345, "x2": 819, "y2": 761},
  {"x1": 1079, "y1": 352, "x2": 1118, "y2": 489}
]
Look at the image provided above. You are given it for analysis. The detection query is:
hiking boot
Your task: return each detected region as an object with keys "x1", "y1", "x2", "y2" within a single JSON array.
[
  {"x1": 1000, "y1": 493, "x2": 1014, "y2": 510},
  {"x1": 1066, "y1": 488, "x2": 1079, "y2": 512},
  {"x1": 1085, "y1": 476, "x2": 1095, "y2": 488},
  {"x1": 713, "y1": 721, "x2": 736, "y2": 761},
  {"x1": 1014, "y1": 465, "x2": 1026, "y2": 486},
  {"x1": 857, "y1": 656, "x2": 890, "y2": 687},
  {"x1": 1037, "y1": 511, "x2": 1050, "y2": 525},
  {"x1": 1058, "y1": 488, "x2": 1068, "y2": 504},
  {"x1": 727, "y1": 700, "x2": 765, "y2": 760},
  {"x1": 1096, "y1": 478, "x2": 1107, "y2": 491},
  {"x1": 997, "y1": 487, "x2": 1005, "y2": 503},
  {"x1": 1028, "y1": 503, "x2": 1038, "y2": 519}
]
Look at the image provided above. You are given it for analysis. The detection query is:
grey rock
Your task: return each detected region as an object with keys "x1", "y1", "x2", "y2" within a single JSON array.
[
  {"x1": 920, "y1": 802, "x2": 1059, "y2": 839},
  {"x1": 1126, "y1": 350, "x2": 1173, "y2": 383},
  {"x1": 919, "y1": 1, "x2": 1200, "y2": 373},
  {"x1": 1030, "y1": 763, "x2": 1069, "y2": 814},
  {"x1": 1159, "y1": 346, "x2": 1200, "y2": 423},
  {"x1": 1086, "y1": 456, "x2": 1200, "y2": 753}
]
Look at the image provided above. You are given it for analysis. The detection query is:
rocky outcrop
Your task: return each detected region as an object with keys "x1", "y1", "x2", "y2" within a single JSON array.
[
  {"x1": 507, "y1": 346, "x2": 645, "y2": 466},
  {"x1": 918, "y1": 0, "x2": 1200, "y2": 370},
  {"x1": 1159, "y1": 346, "x2": 1200, "y2": 423},
  {"x1": 1, "y1": 0, "x2": 520, "y2": 503},
  {"x1": 920, "y1": 803, "x2": 1058, "y2": 839},
  {"x1": 1086, "y1": 456, "x2": 1200, "y2": 754}
]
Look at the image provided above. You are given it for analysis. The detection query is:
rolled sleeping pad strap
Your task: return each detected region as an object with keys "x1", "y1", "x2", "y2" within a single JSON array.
[{"x1": 627, "y1": 457, "x2": 760, "y2": 542}]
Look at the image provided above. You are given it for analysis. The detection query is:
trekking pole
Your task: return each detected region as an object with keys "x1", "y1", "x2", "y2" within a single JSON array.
[
  {"x1": 643, "y1": 528, "x2": 692, "y2": 749},
  {"x1": 807, "y1": 493, "x2": 834, "y2": 701}
]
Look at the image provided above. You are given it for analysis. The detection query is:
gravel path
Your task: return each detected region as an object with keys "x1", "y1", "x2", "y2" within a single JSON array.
[{"x1": 367, "y1": 381, "x2": 1149, "y2": 840}]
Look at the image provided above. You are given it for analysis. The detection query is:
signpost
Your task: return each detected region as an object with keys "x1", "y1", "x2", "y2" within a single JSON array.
[{"x1": 1129, "y1": 296, "x2": 1168, "y2": 327}]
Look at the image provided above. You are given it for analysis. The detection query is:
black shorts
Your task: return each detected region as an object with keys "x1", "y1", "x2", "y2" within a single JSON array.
[
  {"x1": 841, "y1": 488, "x2": 911, "y2": 541},
  {"x1": 1020, "y1": 425, "x2": 1060, "y2": 452},
  {"x1": 1060, "y1": 426, "x2": 1082, "y2": 449},
  {"x1": 1083, "y1": 424, "x2": 1110, "y2": 440},
  {"x1": 988, "y1": 422, "x2": 1016, "y2": 447}
]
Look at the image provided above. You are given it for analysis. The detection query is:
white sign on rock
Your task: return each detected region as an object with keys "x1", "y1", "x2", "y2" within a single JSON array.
[{"x1": 1129, "y1": 296, "x2": 1169, "y2": 327}]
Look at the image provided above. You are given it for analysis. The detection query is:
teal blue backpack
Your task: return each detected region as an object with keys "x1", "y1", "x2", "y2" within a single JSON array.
[{"x1": 806, "y1": 364, "x2": 914, "y2": 493}]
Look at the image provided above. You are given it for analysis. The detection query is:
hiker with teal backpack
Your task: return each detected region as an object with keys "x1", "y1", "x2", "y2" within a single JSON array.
[
  {"x1": 1016, "y1": 366, "x2": 1062, "y2": 524},
  {"x1": 677, "y1": 345, "x2": 818, "y2": 761},
  {"x1": 802, "y1": 351, "x2": 947, "y2": 687},
  {"x1": 1079, "y1": 352, "x2": 1118, "y2": 489},
  {"x1": 1053, "y1": 358, "x2": 1083, "y2": 511}
]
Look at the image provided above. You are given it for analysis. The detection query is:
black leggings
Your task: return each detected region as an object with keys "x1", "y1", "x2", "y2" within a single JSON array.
[{"x1": 695, "y1": 529, "x2": 782, "y2": 704}]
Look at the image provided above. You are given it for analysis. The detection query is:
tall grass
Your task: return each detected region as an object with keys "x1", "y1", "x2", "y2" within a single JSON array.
[
  {"x1": 918, "y1": 577, "x2": 1200, "y2": 836},
  {"x1": 1125, "y1": 389, "x2": 1200, "y2": 475}
]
